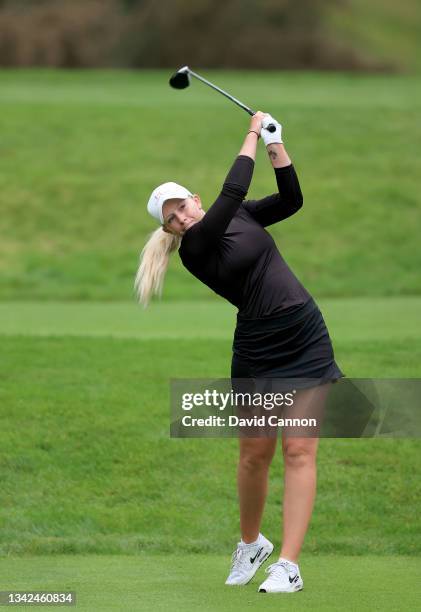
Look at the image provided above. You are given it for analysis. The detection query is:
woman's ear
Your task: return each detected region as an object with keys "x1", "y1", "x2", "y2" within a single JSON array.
[{"x1": 193, "y1": 194, "x2": 202, "y2": 209}]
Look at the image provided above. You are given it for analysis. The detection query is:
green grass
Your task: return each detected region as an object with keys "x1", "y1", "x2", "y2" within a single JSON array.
[
  {"x1": 329, "y1": 0, "x2": 421, "y2": 72},
  {"x1": 0, "y1": 296, "x2": 420, "y2": 341},
  {"x1": 1, "y1": 69, "x2": 420, "y2": 608},
  {"x1": 0, "y1": 554, "x2": 420, "y2": 611},
  {"x1": 0, "y1": 69, "x2": 420, "y2": 300},
  {"x1": 0, "y1": 299, "x2": 420, "y2": 558}
]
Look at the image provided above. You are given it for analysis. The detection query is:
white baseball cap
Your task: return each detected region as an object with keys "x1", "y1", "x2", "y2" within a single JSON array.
[{"x1": 147, "y1": 182, "x2": 193, "y2": 224}]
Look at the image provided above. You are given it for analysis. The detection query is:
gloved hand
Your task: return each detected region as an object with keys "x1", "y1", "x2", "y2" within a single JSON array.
[{"x1": 261, "y1": 114, "x2": 283, "y2": 146}]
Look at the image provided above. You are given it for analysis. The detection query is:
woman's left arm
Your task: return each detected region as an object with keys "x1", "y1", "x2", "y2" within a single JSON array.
[
  {"x1": 242, "y1": 161, "x2": 303, "y2": 227},
  {"x1": 242, "y1": 122, "x2": 303, "y2": 226},
  {"x1": 266, "y1": 143, "x2": 291, "y2": 168}
]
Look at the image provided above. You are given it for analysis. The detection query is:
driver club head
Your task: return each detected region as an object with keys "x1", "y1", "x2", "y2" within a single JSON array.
[{"x1": 169, "y1": 66, "x2": 190, "y2": 89}]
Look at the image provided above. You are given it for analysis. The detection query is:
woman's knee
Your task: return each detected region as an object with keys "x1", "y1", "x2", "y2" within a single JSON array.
[
  {"x1": 239, "y1": 438, "x2": 277, "y2": 471},
  {"x1": 282, "y1": 438, "x2": 318, "y2": 469}
]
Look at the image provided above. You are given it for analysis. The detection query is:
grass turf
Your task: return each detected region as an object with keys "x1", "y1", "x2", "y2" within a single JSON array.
[
  {"x1": 0, "y1": 69, "x2": 420, "y2": 301},
  {"x1": 0, "y1": 297, "x2": 421, "y2": 342},
  {"x1": 0, "y1": 299, "x2": 420, "y2": 557},
  {"x1": 1, "y1": 68, "x2": 420, "y2": 608},
  {"x1": 0, "y1": 554, "x2": 420, "y2": 611}
]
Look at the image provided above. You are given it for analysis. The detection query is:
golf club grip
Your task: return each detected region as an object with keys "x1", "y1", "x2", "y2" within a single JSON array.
[{"x1": 250, "y1": 112, "x2": 276, "y2": 133}]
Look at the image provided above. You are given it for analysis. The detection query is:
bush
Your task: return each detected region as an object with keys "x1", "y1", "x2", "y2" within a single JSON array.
[
  {"x1": 122, "y1": 0, "x2": 381, "y2": 70},
  {"x1": 0, "y1": 0, "x2": 392, "y2": 70},
  {"x1": 0, "y1": 0, "x2": 126, "y2": 67}
]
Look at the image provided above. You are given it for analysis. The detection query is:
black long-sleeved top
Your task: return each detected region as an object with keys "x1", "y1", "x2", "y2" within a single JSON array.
[{"x1": 178, "y1": 155, "x2": 311, "y2": 319}]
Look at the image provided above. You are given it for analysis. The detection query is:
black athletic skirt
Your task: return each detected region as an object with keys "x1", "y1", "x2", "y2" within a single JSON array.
[{"x1": 231, "y1": 297, "x2": 344, "y2": 386}]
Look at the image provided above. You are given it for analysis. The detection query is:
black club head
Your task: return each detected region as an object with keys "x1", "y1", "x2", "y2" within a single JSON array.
[{"x1": 169, "y1": 68, "x2": 190, "y2": 90}]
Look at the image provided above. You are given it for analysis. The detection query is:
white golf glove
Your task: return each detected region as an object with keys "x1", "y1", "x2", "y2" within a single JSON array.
[{"x1": 261, "y1": 114, "x2": 283, "y2": 146}]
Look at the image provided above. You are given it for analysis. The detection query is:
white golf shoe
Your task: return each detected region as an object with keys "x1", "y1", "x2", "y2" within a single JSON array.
[
  {"x1": 225, "y1": 534, "x2": 273, "y2": 586},
  {"x1": 258, "y1": 558, "x2": 303, "y2": 593}
]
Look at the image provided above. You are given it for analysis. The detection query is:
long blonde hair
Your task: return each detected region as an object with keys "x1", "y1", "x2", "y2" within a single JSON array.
[{"x1": 134, "y1": 227, "x2": 181, "y2": 307}]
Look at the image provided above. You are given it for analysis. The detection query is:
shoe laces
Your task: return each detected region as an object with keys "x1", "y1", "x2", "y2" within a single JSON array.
[
  {"x1": 230, "y1": 544, "x2": 249, "y2": 571},
  {"x1": 265, "y1": 560, "x2": 295, "y2": 579}
]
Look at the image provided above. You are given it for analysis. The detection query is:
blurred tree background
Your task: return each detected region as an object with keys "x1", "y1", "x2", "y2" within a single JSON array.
[{"x1": 0, "y1": 0, "x2": 419, "y2": 71}]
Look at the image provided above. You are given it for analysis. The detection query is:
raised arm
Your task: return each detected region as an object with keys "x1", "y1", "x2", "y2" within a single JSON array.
[
  {"x1": 242, "y1": 118, "x2": 303, "y2": 227},
  {"x1": 190, "y1": 112, "x2": 267, "y2": 244},
  {"x1": 266, "y1": 142, "x2": 291, "y2": 169}
]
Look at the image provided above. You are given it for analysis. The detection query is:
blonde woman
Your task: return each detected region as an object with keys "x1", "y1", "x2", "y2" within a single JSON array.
[{"x1": 136, "y1": 112, "x2": 342, "y2": 593}]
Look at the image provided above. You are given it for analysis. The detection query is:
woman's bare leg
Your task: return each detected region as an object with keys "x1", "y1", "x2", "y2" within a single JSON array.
[
  {"x1": 278, "y1": 382, "x2": 331, "y2": 562},
  {"x1": 237, "y1": 437, "x2": 277, "y2": 543},
  {"x1": 279, "y1": 436, "x2": 319, "y2": 562}
]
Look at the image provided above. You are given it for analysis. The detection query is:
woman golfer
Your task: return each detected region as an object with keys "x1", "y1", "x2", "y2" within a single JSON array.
[{"x1": 136, "y1": 112, "x2": 343, "y2": 593}]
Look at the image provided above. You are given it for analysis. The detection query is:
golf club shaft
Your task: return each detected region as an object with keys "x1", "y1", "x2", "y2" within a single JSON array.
[
  {"x1": 187, "y1": 69, "x2": 255, "y2": 116},
  {"x1": 188, "y1": 69, "x2": 276, "y2": 133}
]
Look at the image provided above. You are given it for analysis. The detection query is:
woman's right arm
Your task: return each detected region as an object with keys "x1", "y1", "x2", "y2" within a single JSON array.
[
  {"x1": 186, "y1": 112, "x2": 266, "y2": 245},
  {"x1": 198, "y1": 154, "x2": 254, "y2": 242}
]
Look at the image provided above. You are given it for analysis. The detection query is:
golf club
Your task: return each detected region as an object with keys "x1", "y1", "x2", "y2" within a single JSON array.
[{"x1": 169, "y1": 66, "x2": 277, "y2": 133}]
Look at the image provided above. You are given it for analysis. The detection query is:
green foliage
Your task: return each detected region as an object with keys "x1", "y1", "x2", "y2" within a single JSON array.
[
  {"x1": 123, "y1": 0, "x2": 360, "y2": 70},
  {"x1": 0, "y1": 0, "x2": 420, "y2": 70}
]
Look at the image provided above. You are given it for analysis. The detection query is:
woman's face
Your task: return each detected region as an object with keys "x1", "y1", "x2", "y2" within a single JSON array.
[{"x1": 162, "y1": 195, "x2": 205, "y2": 237}]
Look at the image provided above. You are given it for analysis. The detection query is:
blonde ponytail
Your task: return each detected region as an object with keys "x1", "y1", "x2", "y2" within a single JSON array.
[{"x1": 134, "y1": 227, "x2": 181, "y2": 307}]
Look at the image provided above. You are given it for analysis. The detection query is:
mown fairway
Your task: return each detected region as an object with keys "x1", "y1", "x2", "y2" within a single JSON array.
[
  {"x1": 1, "y1": 71, "x2": 420, "y2": 610},
  {"x1": 0, "y1": 554, "x2": 420, "y2": 611},
  {"x1": 0, "y1": 299, "x2": 420, "y2": 608},
  {"x1": 1, "y1": 298, "x2": 421, "y2": 558}
]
